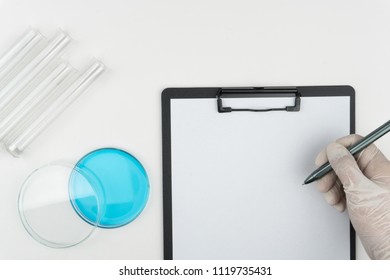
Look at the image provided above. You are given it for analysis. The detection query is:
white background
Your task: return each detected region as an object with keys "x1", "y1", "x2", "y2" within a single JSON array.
[{"x1": 0, "y1": 0, "x2": 389, "y2": 259}]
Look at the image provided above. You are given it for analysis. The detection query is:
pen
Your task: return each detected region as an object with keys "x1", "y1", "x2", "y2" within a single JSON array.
[{"x1": 303, "y1": 119, "x2": 390, "y2": 185}]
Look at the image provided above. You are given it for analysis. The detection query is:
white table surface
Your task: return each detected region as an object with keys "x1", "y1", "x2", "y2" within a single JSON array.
[{"x1": 0, "y1": 0, "x2": 389, "y2": 260}]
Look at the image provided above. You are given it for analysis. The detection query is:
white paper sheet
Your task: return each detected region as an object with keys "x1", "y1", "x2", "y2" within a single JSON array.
[{"x1": 170, "y1": 96, "x2": 351, "y2": 259}]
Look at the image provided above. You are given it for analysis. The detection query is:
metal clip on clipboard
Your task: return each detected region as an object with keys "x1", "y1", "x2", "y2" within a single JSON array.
[{"x1": 216, "y1": 87, "x2": 301, "y2": 113}]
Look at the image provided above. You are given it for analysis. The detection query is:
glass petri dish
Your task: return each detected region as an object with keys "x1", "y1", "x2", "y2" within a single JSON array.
[
  {"x1": 18, "y1": 162, "x2": 102, "y2": 248},
  {"x1": 70, "y1": 148, "x2": 149, "y2": 228}
]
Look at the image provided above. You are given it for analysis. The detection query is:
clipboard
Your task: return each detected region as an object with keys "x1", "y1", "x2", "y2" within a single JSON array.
[{"x1": 162, "y1": 86, "x2": 356, "y2": 260}]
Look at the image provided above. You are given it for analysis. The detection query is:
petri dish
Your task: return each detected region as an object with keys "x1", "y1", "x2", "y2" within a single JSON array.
[
  {"x1": 18, "y1": 162, "x2": 103, "y2": 248},
  {"x1": 70, "y1": 148, "x2": 149, "y2": 228}
]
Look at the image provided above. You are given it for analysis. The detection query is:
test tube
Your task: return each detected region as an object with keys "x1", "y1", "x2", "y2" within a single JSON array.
[
  {"x1": 0, "y1": 29, "x2": 44, "y2": 87},
  {"x1": 0, "y1": 62, "x2": 73, "y2": 141},
  {"x1": 5, "y1": 61, "x2": 105, "y2": 156},
  {"x1": 0, "y1": 31, "x2": 71, "y2": 115}
]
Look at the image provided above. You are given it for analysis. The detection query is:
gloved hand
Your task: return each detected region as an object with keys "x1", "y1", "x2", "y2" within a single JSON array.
[{"x1": 315, "y1": 134, "x2": 390, "y2": 260}]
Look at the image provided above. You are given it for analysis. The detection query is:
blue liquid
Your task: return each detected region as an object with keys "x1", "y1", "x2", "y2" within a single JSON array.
[{"x1": 69, "y1": 148, "x2": 149, "y2": 228}]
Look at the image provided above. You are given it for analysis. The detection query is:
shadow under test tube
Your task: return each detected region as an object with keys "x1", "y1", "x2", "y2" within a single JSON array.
[
  {"x1": 0, "y1": 31, "x2": 71, "y2": 116},
  {"x1": 5, "y1": 61, "x2": 105, "y2": 156},
  {"x1": 0, "y1": 62, "x2": 74, "y2": 141},
  {"x1": 0, "y1": 29, "x2": 44, "y2": 88}
]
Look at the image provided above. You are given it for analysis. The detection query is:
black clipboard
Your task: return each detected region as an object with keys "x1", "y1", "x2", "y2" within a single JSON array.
[{"x1": 162, "y1": 86, "x2": 356, "y2": 260}]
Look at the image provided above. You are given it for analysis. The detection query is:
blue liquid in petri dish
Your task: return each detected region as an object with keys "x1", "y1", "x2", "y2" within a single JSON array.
[{"x1": 69, "y1": 148, "x2": 149, "y2": 228}]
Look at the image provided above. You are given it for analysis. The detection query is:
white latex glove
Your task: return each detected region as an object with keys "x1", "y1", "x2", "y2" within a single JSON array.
[{"x1": 315, "y1": 134, "x2": 390, "y2": 260}]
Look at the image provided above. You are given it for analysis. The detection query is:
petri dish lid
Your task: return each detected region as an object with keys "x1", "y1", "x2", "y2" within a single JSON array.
[
  {"x1": 18, "y1": 162, "x2": 103, "y2": 248},
  {"x1": 71, "y1": 148, "x2": 149, "y2": 228}
]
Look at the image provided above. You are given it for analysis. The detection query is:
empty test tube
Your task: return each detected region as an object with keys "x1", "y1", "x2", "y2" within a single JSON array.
[
  {"x1": 0, "y1": 30, "x2": 45, "y2": 89},
  {"x1": 0, "y1": 62, "x2": 73, "y2": 141},
  {"x1": 0, "y1": 31, "x2": 71, "y2": 115},
  {"x1": 5, "y1": 61, "x2": 105, "y2": 156}
]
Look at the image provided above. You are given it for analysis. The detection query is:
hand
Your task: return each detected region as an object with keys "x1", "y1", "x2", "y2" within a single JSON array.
[{"x1": 315, "y1": 134, "x2": 390, "y2": 260}]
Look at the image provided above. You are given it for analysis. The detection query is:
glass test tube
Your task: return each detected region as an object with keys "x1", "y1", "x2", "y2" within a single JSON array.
[
  {"x1": 0, "y1": 31, "x2": 71, "y2": 115},
  {"x1": 0, "y1": 62, "x2": 73, "y2": 141},
  {"x1": 5, "y1": 61, "x2": 105, "y2": 156},
  {"x1": 0, "y1": 30, "x2": 45, "y2": 90}
]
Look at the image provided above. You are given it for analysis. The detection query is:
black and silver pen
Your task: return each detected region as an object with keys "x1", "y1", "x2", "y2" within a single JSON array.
[{"x1": 303, "y1": 119, "x2": 390, "y2": 185}]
